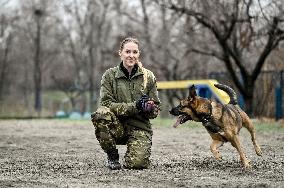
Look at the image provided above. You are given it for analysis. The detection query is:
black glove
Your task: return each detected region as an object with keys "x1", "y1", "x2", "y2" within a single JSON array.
[{"x1": 136, "y1": 94, "x2": 150, "y2": 112}]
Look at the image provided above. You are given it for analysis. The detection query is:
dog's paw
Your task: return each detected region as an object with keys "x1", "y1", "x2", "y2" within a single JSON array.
[
  {"x1": 244, "y1": 164, "x2": 252, "y2": 170},
  {"x1": 216, "y1": 156, "x2": 222, "y2": 160},
  {"x1": 213, "y1": 153, "x2": 222, "y2": 160},
  {"x1": 243, "y1": 160, "x2": 252, "y2": 170},
  {"x1": 255, "y1": 146, "x2": 262, "y2": 156}
]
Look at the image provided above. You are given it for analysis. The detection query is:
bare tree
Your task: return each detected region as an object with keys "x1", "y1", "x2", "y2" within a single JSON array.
[
  {"x1": 1, "y1": 0, "x2": 282, "y2": 118},
  {"x1": 10, "y1": 0, "x2": 63, "y2": 116},
  {"x1": 0, "y1": 14, "x2": 13, "y2": 101},
  {"x1": 61, "y1": 0, "x2": 112, "y2": 112},
  {"x1": 33, "y1": 8, "x2": 44, "y2": 116},
  {"x1": 157, "y1": 0, "x2": 284, "y2": 115}
]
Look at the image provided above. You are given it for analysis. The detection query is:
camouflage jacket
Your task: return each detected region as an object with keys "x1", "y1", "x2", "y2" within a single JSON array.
[{"x1": 99, "y1": 63, "x2": 161, "y2": 132}]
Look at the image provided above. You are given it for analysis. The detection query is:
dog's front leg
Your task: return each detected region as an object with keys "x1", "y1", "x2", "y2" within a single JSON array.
[{"x1": 210, "y1": 139, "x2": 224, "y2": 160}]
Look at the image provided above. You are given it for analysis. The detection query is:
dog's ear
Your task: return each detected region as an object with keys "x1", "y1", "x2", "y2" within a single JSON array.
[{"x1": 188, "y1": 84, "x2": 196, "y2": 99}]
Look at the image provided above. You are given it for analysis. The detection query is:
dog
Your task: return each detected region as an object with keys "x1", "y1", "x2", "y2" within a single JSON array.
[{"x1": 169, "y1": 83, "x2": 262, "y2": 169}]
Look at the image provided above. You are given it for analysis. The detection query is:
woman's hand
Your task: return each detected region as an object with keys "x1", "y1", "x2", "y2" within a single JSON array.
[{"x1": 136, "y1": 94, "x2": 158, "y2": 113}]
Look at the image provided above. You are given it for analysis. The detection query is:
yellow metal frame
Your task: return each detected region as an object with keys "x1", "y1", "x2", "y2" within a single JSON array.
[{"x1": 157, "y1": 79, "x2": 230, "y2": 104}]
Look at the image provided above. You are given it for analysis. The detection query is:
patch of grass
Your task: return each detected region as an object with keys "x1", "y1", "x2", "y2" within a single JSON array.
[
  {"x1": 254, "y1": 121, "x2": 284, "y2": 133},
  {"x1": 0, "y1": 90, "x2": 68, "y2": 118},
  {"x1": 42, "y1": 90, "x2": 67, "y2": 102}
]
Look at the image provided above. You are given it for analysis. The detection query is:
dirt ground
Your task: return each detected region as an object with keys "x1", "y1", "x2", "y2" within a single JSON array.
[{"x1": 0, "y1": 119, "x2": 283, "y2": 188}]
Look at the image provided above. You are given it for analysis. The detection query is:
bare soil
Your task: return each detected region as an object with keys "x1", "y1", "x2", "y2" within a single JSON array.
[{"x1": 0, "y1": 120, "x2": 283, "y2": 188}]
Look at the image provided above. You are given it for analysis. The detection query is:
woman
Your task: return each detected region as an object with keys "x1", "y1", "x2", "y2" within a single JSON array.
[{"x1": 91, "y1": 37, "x2": 160, "y2": 170}]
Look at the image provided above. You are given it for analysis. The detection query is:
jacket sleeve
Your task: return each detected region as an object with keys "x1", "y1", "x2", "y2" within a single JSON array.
[
  {"x1": 143, "y1": 71, "x2": 161, "y2": 119},
  {"x1": 99, "y1": 70, "x2": 139, "y2": 116}
]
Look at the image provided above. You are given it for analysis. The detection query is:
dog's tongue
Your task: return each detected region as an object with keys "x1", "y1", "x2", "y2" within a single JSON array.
[{"x1": 173, "y1": 117, "x2": 182, "y2": 128}]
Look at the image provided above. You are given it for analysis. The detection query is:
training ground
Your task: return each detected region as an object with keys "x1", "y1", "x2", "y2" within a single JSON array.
[{"x1": 0, "y1": 119, "x2": 283, "y2": 187}]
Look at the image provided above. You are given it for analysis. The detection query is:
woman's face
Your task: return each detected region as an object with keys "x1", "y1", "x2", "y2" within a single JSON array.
[{"x1": 120, "y1": 42, "x2": 140, "y2": 70}]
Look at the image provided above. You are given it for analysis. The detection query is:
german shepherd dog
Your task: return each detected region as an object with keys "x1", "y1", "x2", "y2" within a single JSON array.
[{"x1": 169, "y1": 84, "x2": 262, "y2": 169}]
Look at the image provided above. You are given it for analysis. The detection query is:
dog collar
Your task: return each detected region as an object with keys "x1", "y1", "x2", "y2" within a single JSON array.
[
  {"x1": 200, "y1": 102, "x2": 213, "y2": 124},
  {"x1": 188, "y1": 102, "x2": 213, "y2": 124}
]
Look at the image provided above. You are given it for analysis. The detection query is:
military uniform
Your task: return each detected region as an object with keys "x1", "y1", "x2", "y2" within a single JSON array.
[{"x1": 92, "y1": 62, "x2": 160, "y2": 169}]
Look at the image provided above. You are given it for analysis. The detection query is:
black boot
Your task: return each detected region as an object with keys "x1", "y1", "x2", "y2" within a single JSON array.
[{"x1": 106, "y1": 148, "x2": 121, "y2": 170}]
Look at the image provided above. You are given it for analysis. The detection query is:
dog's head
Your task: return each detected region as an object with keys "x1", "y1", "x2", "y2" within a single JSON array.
[{"x1": 169, "y1": 85, "x2": 212, "y2": 128}]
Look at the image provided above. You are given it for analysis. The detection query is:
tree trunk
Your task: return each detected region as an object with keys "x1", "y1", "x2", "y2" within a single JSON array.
[
  {"x1": 70, "y1": 97, "x2": 76, "y2": 111},
  {"x1": 243, "y1": 93, "x2": 254, "y2": 116},
  {"x1": 0, "y1": 35, "x2": 11, "y2": 101},
  {"x1": 89, "y1": 78, "x2": 95, "y2": 112},
  {"x1": 88, "y1": 41, "x2": 95, "y2": 112},
  {"x1": 34, "y1": 14, "x2": 42, "y2": 117},
  {"x1": 242, "y1": 79, "x2": 255, "y2": 116}
]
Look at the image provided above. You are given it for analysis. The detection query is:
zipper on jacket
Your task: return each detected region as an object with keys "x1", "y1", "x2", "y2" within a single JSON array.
[{"x1": 129, "y1": 80, "x2": 134, "y2": 101}]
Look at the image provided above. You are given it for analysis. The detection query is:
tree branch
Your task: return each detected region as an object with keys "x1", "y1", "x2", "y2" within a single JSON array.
[
  {"x1": 252, "y1": 17, "x2": 281, "y2": 82},
  {"x1": 184, "y1": 48, "x2": 224, "y2": 61}
]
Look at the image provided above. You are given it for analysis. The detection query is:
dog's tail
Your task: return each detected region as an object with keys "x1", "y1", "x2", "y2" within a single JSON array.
[{"x1": 214, "y1": 83, "x2": 238, "y2": 105}]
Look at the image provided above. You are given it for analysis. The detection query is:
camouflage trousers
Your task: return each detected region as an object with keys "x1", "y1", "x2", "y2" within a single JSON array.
[{"x1": 92, "y1": 106, "x2": 152, "y2": 169}]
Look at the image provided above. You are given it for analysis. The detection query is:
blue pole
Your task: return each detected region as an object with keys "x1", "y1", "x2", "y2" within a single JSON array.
[{"x1": 275, "y1": 87, "x2": 282, "y2": 120}]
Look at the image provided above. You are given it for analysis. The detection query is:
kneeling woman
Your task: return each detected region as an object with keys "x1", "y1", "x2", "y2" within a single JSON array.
[{"x1": 91, "y1": 37, "x2": 160, "y2": 170}]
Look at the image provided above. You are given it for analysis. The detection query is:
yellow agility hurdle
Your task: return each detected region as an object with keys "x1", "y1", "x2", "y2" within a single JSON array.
[{"x1": 157, "y1": 79, "x2": 230, "y2": 104}]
